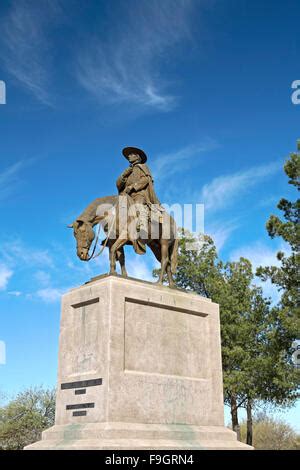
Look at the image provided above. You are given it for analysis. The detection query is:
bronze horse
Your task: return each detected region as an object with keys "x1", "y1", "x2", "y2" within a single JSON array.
[{"x1": 68, "y1": 195, "x2": 178, "y2": 286}]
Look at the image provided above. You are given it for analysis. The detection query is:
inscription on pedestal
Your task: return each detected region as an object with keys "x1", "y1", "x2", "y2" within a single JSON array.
[
  {"x1": 66, "y1": 402, "x2": 95, "y2": 418},
  {"x1": 72, "y1": 411, "x2": 87, "y2": 417},
  {"x1": 61, "y1": 378, "x2": 102, "y2": 389},
  {"x1": 66, "y1": 403, "x2": 95, "y2": 410}
]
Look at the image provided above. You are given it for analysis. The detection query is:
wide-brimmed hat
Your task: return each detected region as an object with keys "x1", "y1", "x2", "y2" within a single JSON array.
[{"x1": 122, "y1": 147, "x2": 147, "y2": 163}]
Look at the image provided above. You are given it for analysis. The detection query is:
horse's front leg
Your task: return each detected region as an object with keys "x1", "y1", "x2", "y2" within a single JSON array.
[
  {"x1": 110, "y1": 235, "x2": 127, "y2": 276},
  {"x1": 116, "y1": 246, "x2": 127, "y2": 277},
  {"x1": 167, "y1": 263, "x2": 175, "y2": 288},
  {"x1": 109, "y1": 244, "x2": 117, "y2": 275},
  {"x1": 157, "y1": 239, "x2": 169, "y2": 284}
]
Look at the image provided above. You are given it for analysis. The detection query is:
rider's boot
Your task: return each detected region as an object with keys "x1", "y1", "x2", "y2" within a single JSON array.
[{"x1": 137, "y1": 206, "x2": 149, "y2": 241}]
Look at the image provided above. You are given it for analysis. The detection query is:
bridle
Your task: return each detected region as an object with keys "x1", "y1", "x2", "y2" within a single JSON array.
[{"x1": 85, "y1": 212, "x2": 117, "y2": 261}]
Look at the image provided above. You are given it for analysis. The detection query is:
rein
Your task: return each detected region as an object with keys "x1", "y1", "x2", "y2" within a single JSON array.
[{"x1": 87, "y1": 212, "x2": 117, "y2": 261}]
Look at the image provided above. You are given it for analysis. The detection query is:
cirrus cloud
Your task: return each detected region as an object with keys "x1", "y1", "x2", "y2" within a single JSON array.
[
  {"x1": 77, "y1": 0, "x2": 195, "y2": 111},
  {"x1": 200, "y1": 161, "x2": 281, "y2": 212},
  {"x1": 0, "y1": 264, "x2": 13, "y2": 291}
]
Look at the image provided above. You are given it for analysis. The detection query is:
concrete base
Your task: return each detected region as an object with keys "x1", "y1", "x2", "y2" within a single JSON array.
[
  {"x1": 25, "y1": 275, "x2": 251, "y2": 450},
  {"x1": 25, "y1": 422, "x2": 250, "y2": 450}
]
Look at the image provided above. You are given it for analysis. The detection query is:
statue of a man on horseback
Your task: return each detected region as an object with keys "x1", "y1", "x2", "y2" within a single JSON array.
[{"x1": 68, "y1": 146, "x2": 178, "y2": 286}]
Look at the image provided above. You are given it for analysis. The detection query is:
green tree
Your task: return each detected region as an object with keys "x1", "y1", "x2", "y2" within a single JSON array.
[
  {"x1": 0, "y1": 386, "x2": 55, "y2": 450},
  {"x1": 230, "y1": 289, "x2": 299, "y2": 446},
  {"x1": 257, "y1": 140, "x2": 300, "y2": 325},
  {"x1": 155, "y1": 230, "x2": 299, "y2": 446},
  {"x1": 254, "y1": 140, "x2": 300, "y2": 443},
  {"x1": 240, "y1": 413, "x2": 299, "y2": 450},
  {"x1": 169, "y1": 231, "x2": 221, "y2": 298}
]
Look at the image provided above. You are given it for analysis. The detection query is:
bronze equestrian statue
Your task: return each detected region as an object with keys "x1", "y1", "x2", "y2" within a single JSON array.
[{"x1": 68, "y1": 147, "x2": 178, "y2": 286}]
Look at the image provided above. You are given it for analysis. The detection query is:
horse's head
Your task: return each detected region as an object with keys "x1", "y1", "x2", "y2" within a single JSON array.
[{"x1": 68, "y1": 219, "x2": 95, "y2": 261}]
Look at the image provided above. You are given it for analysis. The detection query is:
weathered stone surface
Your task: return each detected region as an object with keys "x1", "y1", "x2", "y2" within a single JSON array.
[
  {"x1": 24, "y1": 422, "x2": 250, "y2": 450},
  {"x1": 25, "y1": 275, "x2": 251, "y2": 450}
]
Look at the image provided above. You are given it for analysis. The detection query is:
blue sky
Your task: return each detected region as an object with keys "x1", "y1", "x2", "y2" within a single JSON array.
[{"x1": 0, "y1": 0, "x2": 299, "y2": 429}]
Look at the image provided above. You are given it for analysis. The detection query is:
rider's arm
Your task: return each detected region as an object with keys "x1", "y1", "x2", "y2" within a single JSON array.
[
  {"x1": 116, "y1": 167, "x2": 133, "y2": 192},
  {"x1": 116, "y1": 175, "x2": 126, "y2": 191}
]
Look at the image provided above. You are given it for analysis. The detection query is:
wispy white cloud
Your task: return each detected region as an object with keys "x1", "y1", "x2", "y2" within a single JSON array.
[
  {"x1": 230, "y1": 241, "x2": 284, "y2": 272},
  {"x1": 0, "y1": 160, "x2": 29, "y2": 202},
  {"x1": 0, "y1": 264, "x2": 13, "y2": 291},
  {"x1": 0, "y1": 0, "x2": 60, "y2": 104},
  {"x1": 0, "y1": 239, "x2": 54, "y2": 269},
  {"x1": 0, "y1": 239, "x2": 57, "y2": 301},
  {"x1": 30, "y1": 268, "x2": 67, "y2": 303},
  {"x1": 77, "y1": 0, "x2": 195, "y2": 111},
  {"x1": 200, "y1": 161, "x2": 281, "y2": 212},
  {"x1": 0, "y1": 235, "x2": 111, "y2": 303},
  {"x1": 126, "y1": 256, "x2": 156, "y2": 281},
  {"x1": 7, "y1": 290, "x2": 22, "y2": 297},
  {"x1": 34, "y1": 270, "x2": 52, "y2": 286},
  {"x1": 35, "y1": 287, "x2": 65, "y2": 303},
  {"x1": 152, "y1": 141, "x2": 218, "y2": 181},
  {"x1": 206, "y1": 219, "x2": 239, "y2": 252}
]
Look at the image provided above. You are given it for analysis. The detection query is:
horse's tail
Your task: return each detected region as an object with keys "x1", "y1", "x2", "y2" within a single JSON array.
[{"x1": 170, "y1": 237, "x2": 179, "y2": 274}]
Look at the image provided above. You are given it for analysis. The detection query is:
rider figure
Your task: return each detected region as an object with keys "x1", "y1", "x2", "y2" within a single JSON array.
[{"x1": 116, "y1": 147, "x2": 163, "y2": 249}]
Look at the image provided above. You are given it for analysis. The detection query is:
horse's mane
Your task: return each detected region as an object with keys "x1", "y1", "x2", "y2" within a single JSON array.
[{"x1": 78, "y1": 195, "x2": 117, "y2": 224}]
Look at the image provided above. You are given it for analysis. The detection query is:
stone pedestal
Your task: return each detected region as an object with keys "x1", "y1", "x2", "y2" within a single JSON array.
[{"x1": 25, "y1": 275, "x2": 250, "y2": 449}]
